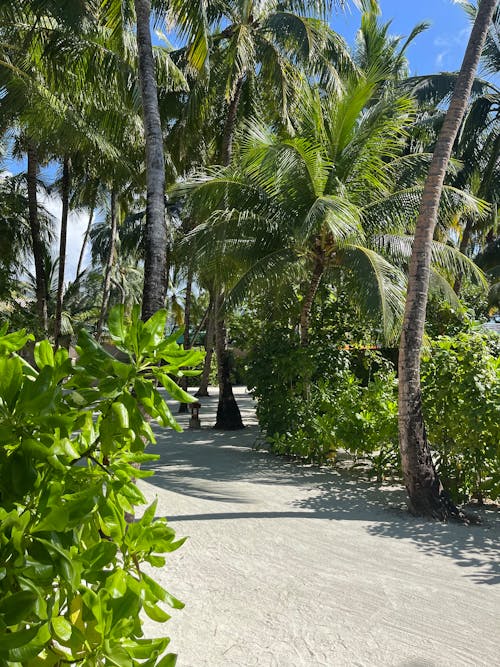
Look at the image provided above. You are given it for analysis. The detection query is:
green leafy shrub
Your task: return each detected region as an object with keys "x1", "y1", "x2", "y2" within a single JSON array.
[
  {"x1": 246, "y1": 327, "x2": 399, "y2": 474},
  {"x1": 0, "y1": 305, "x2": 204, "y2": 665},
  {"x1": 422, "y1": 332, "x2": 500, "y2": 503}
]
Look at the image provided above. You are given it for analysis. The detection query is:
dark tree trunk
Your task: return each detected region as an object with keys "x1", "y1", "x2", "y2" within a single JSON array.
[
  {"x1": 299, "y1": 257, "x2": 324, "y2": 347},
  {"x1": 398, "y1": 0, "x2": 497, "y2": 520},
  {"x1": 27, "y1": 142, "x2": 48, "y2": 333},
  {"x1": 135, "y1": 0, "x2": 168, "y2": 321},
  {"x1": 211, "y1": 76, "x2": 246, "y2": 424},
  {"x1": 179, "y1": 263, "x2": 194, "y2": 413},
  {"x1": 214, "y1": 297, "x2": 244, "y2": 430},
  {"x1": 220, "y1": 75, "x2": 244, "y2": 166},
  {"x1": 76, "y1": 198, "x2": 95, "y2": 280},
  {"x1": 96, "y1": 190, "x2": 118, "y2": 341},
  {"x1": 54, "y1": 156, "x2": 71, "y2": 347},
  {"x1": 195, "y1": 291, "x2": 215, "y2": 397}
]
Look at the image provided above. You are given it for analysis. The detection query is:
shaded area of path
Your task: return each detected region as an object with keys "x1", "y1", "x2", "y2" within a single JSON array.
[{"x1": 139, "y1": 387, "x2": 500, "y2": 667}]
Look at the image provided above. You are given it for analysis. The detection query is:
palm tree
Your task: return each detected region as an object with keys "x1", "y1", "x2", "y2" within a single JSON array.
[
  {"x1": 398, "y1": 0, "x2": 498, "y2": 520},
  {"x1": 181, "y1": 71, "x2": 486, "y2": 349}
]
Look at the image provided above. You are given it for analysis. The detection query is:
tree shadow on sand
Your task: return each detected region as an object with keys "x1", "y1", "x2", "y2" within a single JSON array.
[{"x1": 147, "y1": 406, "x2": 500, "y2": 587}]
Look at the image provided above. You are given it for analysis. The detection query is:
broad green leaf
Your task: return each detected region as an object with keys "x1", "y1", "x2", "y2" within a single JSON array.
[
  {"x1": 34, "y1": 340, "x2": 55, "y2": 369},
  {"x1": 0, "y1": 356, "x2": 23, "y2": 409},
  {"x1": 0, "y1": 591, "x2": 38, "y2": 625},
  {"x1": 108, "y1": 305, "x2": 126, "y2": 343},
  {"x1": 51, "y1": 617, "x2": 72, "y2": 642},
  {"x1": 153, "y1": 372, "x2": 196, "y2": 404},
  {"x1": 143, "y1": 602, "x2": 171, "y2": 623}
]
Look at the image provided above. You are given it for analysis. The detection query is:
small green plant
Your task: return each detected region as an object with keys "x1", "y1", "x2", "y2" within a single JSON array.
[
  {"x1": 0, "y1": 305, "x2": 204, "y2": 665},
  {"x1": 422, "y1": 332, "x2": 500, "y2": 503}
]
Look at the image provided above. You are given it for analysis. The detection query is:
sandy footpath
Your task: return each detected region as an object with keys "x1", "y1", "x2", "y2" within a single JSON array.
[{"x1": 139, "y1": 387, "x2": 500, "y2": 667}]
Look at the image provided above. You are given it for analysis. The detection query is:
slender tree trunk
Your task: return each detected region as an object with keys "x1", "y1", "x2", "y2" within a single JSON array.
[
  {"x1": 453, "y1": 219, "x2": 473, "y2": 295},
  {"x1": 54, "y1": 156, "x2": 71, "y2": 347},
  {"x1": 214, "y1": 295, "x2": 244, "y2": 430},
  {"x1": 300, "y1": 258, "x2": 324, "y2": 346},
  {"x1": 179, "y1": 264, "x2": 194, "y2": 413},
  {"x1": 135, "y1": 0, "x2": 168, "y2": 321},
  {"x1": 210, "y1": 76, "x2": 246, "y2": 426},
  {"x1": 195, "y1": 291, "x2": 215, "y2": 397},
  {"x1": 27, "y1": 142, "x2": 48, "y2": 333},
  {"x1": 76, "y1": 201, "x2": 95, "y2": 280},
  {"x1": 191, "y1": 304, "x2": 209, "y2": 346},
  {"x1": 97, "y1": 191, "x2": 118, "y2": 341},
  {"x1": 220, "y1": 75, "x2": 244, "y2": 165},
  {"x1": 398, "y1": 0, "x2": 497, "y2": 520}
]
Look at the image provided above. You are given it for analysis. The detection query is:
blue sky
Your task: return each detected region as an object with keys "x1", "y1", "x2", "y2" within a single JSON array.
[{"x1": 336, "y1": 0, "x2": 471, "y2": 74}]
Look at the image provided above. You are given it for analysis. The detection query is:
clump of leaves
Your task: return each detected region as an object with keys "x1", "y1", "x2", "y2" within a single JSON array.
[
  {"x1": 422, "y1": 331, "x2": 500, "y2": 503},
  {"x1": 0, "y1": 305, "x2": 204, "y2": 666}
]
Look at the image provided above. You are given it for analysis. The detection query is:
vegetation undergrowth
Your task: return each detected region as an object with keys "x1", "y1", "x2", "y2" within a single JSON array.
[
  {"x1": 247, "y1": 326, "x2": 500, "y2": 505},
  {"x1": 0, "y1": 305, "x2": 204, "y2": 666}
]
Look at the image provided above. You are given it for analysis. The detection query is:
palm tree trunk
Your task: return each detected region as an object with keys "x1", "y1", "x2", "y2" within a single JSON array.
[
  {"x1": 220, "y1": 75, "x2": 244, "y2": 165},
  {"x1": 97, "y1": 190, "x2": 118, "y2": 341},
  {"x1": 398, "y1": 0, "x2": 496, "y2": 520},
  {"x1": 76, "y1": 200, "x2": 95, "y2": 280},
  {"x1": 196, "y1": 291, "x2": 215, "y2": 397},
  {"x1": 54, "y1": 156, "x2": 71, "y2": 346},
  {"x1": 27, "y1": 141, "x2": 48, "y2": 333},
  {"x1": 453, "y1": 219, "x2": 473, "y2": 295},
  {"x1": 214, "y1": 294, "x2": 244, "y2": 430},
  {"x1": 179, "y1": 263, "x2": 194, "y2": 413},
  {"x1": 135, "y1": 0, "x2": 168, "y2": 321},
  {"x1": 300, "y1": 258, "x2": 324, "y2": 346}
]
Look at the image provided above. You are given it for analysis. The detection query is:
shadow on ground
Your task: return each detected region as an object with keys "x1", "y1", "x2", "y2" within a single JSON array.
[{"x1": 147, "y1": 390, "x2": 500, "y2": 586}]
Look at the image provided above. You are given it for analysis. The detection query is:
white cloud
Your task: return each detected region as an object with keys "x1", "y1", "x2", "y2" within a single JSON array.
[{"x1": 40, "y1": 193, "x2": 93, "y2": 283}]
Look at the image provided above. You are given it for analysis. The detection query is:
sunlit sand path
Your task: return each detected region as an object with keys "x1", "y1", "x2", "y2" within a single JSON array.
[{"x1": 139, "y1": 387, "x2": 500, "y2": 667}]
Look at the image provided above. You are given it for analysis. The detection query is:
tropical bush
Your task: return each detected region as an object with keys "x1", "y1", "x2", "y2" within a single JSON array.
[
  {"x1": 246, "y1": 327, "x2": 399, "y2": 476},
  {"x1": 0, "y1": 306, "x2": 204, "y2": 665},
  {"x1": 422, "y1": 332, "x2": 500, "y2": 503},
  {"x1": 249, "y1": 325, "x2": 500, "y2": 501}
]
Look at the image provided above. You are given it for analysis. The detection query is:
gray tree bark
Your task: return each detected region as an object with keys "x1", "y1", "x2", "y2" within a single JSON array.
[
  {"x1": 135, "y1": 0, "x2": 168, "y2": 321},
  {"x1": 96, "y1": 190, "x2": 118, "y2": 341},
  {"x1": 398, "y1": 0, "x2": 497, "y2": 520}
]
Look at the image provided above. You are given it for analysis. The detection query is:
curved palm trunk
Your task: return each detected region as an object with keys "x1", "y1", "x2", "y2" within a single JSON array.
[
  {"x1": 300, "y1": 258, "x2": 324, "y2": 347},
  {"x1": 214, "y1": 295, "x2": 244, "y2": 430},
  {"x1": 96, "y1": 191, "x2": 118, "y2": 341},
  {"x1": 27, "y1": 142, "x2": 48, "y2": 333},
  {"x1": 54, "y1": 156, "x2": 71, "y2": 347},
  {"x1": 195, "y1": 291, "x2": 215, "y2": 397},
  {"x1": 398, "y1": 0, "x2": 497, "y2": 520},
  {"x1": 179, "y1": 263, "x2": 193, "y2": 414},
  {"x1": 135, "y1": 0, "x2": 168, "y2": 321}
]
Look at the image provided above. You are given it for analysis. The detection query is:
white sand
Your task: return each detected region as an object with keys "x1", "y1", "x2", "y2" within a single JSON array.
[{"x1": 139, "y1": 387, "x2": 500, "y2": 667}]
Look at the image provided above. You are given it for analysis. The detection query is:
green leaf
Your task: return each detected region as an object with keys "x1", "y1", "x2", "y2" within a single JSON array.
[
  {"x1": 34, "y1": 340, "x2": 55, "y2": 369},
  {"x1": 51, "y1": 617, "x2": 72, "y2": 642},
  {"x1": 155, "y1": 654, "x2": 177, "y2": 667},
  {"x1": 153, "y1": 373, "x2": 196, "y2": 404},
  {"x1": 143, "y1": 602, "x2": 171, "y2": 623},
  {"x1": 0, "y1": 591, "x2": 38, "y2": 625},
  {"x1": 0, "y1": 356, "x2": 23, "y2": 409},
  {"x1": 108, "y1": 305, "x2": 126, "y2": 343}
]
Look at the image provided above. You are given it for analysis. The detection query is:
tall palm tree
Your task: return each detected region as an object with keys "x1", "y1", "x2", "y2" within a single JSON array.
[
  {"x1": 181, "y1": 73, "x2": 486, "y2": 347},
  {"x1": 398, "y1": 0, "x2": 498, "y2": 521}
]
